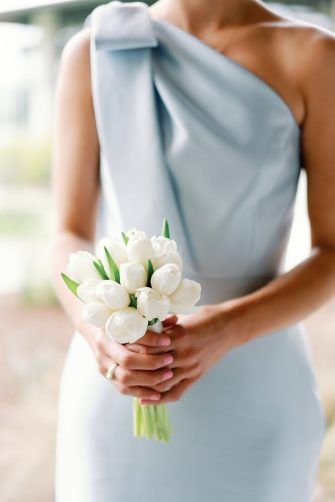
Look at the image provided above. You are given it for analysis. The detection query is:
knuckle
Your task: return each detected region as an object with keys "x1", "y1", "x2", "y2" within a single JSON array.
[
  {"x1": 154, "y1": 372, "x2": 167, "y2": 385},
  {"x1": 180, "y1": 329, "x2": 192, "y2": 345},
  {"x1": 97, "y1": 362, "x2": 106, "y2": 376},
  {"x1": 121, "y1": 352, "x2": 133, "y2": 368},
  {"x1": 154, "y1": 378, "x2": 173, "y2": 391},
  {"x1": 96, "y1": 354, "x2": 105, "y2": 369},
  {"x1": 95, "y1": 334, "x2": 105, "y2": 352},
  {"x1": 117, "y1": 383, "x2": 128, "y2": 395},
  {"x1": 190, "y1": 360, "x2": 201, "y2": 376},
  {"x1": 118, "y1": 369, "x2": 131, "y2": 385},
  {"x1": 182, "y1": 345, "x2": 195, "y2": 362},
  {"x1": 143, "y1": 355, "x2": 157, "y2": 370},
  {"x1": 139, "y1": 389, "x2": 152, "y2": 399}
]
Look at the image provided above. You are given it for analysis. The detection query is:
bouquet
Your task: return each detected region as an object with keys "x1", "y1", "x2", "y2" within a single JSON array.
[{"x1": 61, "y1": 217, "x2": 201, "y2": 443}]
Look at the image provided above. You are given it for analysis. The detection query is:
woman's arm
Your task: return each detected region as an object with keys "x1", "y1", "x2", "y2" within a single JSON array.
[
  {"x1": 51, "y1": 28, "x2": 100, "y2": 336},
  {"x1": 50, "y1": 28, "x2": 176, "y2": 400},
  {"x1": 224, "y1": 30, "x2": 335, "y2": 344},
  {"x1": 138, "y1": 30, "x2": 335, "y2": 405}
]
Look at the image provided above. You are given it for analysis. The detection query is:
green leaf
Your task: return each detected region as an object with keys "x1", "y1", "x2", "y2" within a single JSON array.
[
  {"x1": 129, "y1": 294, "x2": 137, "y2": 308},
  {"x1": 97, "y1": 259, "x2": 109, "y2": 278},
  {"x1": 121, "y1": 231, "x2": 129, "y2": 246},
  {"x1": 104, "y1": 246, "x2": 120, "y2": 283},
  {"x1": 93, "y1": 260, "x2": 109, "y2": 280},
  {"x1": 148, "y1": 317, "x2": 159, "y2": 326},
  {"x1": 161, "y1": 217, "x2": 170, "y2": 239},
  {"x1": 61, "y1": 273, "x2": 80, "y2": 298},
  {"x1": 146, "y1": 259, "x2": 154, "y2": 286}
]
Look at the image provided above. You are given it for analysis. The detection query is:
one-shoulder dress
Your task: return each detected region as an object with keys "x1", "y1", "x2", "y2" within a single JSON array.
[{"x1": 54, "y1": 2, "x2": 326, "y2": 501}]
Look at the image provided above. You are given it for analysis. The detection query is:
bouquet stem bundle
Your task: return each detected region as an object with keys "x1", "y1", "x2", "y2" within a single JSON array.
[
  {"x1": 132, "y1": 320, "x2": 172, "y2": 442},
  {"x1": 133, "y1": 399, "x2": 172, "y2": 443}
]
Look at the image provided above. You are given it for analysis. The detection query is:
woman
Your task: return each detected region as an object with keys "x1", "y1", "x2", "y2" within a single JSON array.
[{"x1": 51, "y1": 0, "x2": 335, "y2": 500}]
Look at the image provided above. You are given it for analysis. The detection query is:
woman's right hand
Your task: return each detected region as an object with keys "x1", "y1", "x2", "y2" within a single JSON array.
[{"x1": 80, "y1": 322, "x2": 175, "y2": 401}]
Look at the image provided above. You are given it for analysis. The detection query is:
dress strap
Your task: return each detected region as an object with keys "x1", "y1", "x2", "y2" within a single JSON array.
[{"x1": 86, "y1": 0, "x2": 158, "y2": 51}]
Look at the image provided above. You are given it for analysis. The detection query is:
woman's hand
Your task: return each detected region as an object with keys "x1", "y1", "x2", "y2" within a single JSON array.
[
  {"x1": 80, "y1": 316, "x2": 179, "y2": 401},
  {"x1": 126, "y1": 303, "x2": 242, "y2": 405}
]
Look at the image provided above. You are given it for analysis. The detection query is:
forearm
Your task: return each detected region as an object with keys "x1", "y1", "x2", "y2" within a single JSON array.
[
  {"x1": 222, "y1": 246, "x2": 335, "y2": 344},
  {"x1": 50, "y1": 230, "x2": 94, "y2": 338}
]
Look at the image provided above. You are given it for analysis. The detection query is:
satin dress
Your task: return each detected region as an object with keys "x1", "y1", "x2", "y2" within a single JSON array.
[{"x1": 54, "y1": 2, "x2": 326, "y2": 501}]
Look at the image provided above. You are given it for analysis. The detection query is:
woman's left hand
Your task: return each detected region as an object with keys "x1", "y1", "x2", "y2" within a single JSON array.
[{"x1": 124, "y1": 303, "x2": 242, "y2": 405}]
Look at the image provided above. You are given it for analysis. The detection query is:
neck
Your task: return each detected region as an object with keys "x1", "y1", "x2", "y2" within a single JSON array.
[{"x1": 160, "y1": 0, "x2": 256, "y2": 29}]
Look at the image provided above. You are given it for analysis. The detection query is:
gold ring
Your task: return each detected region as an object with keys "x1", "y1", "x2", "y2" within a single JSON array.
[{"x1": 106, "y1": 362, "x2": 119, "y2": 381}]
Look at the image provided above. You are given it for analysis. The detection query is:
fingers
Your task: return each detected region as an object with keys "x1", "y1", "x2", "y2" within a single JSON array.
[
  {"x1": 140, "y1": 378, "x2": 193, "y2": 405},
  {"x1": 124, "y1": 343, "x2": 170, "y2": 355},
  {"x1": 105, "y1": 340, "x2": 175, "y2": 371},
  {"x1": 115, "y1": 365, "x2": 174, "y2": 387},
  {"x1": 131, "y1": 315, "x2": 178, "y2": 348},
  {"x1": 162, "y1": 314, "x2": 178, "y2": 327},
  {"x1": 97, "y1": 354, "x2": 174, "y2": 401},
  {"x1": 135, "y1": 329, "x2": 172, "y2": 348}
]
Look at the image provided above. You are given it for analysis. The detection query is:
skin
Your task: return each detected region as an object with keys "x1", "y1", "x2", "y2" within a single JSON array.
[{"x1": 51, "y1": 0, "x2": 335, "y2": 405}]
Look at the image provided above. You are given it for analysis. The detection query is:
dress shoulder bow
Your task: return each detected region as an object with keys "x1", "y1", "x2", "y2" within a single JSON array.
[{"x1": 84, "y1": 0, "x2": 158, "y2": 51}]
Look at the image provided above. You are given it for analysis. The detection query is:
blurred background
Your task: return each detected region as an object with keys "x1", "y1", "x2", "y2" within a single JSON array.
[{"x1": 0, "y1": 1, "x2": 334, "y2": 501}]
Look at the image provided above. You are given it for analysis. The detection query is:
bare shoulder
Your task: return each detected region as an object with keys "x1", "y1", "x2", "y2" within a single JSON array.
[
  {"x1": 258, "y1": 3, "x2": 335, "y2": 67},
  {"x1": 254, "y1": 4, "x2": 335, "y2": 111},
  {"x1": 58, "y1": 27, "x2": 92, "y2": 100},
  {"x1": 282, "y1": 20, "x2": 335, "y2": 99}
]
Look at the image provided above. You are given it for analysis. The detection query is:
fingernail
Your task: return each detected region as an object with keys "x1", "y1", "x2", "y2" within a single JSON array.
[
  {"x1": 160, "y1": 337, "x2": 171, "y2": 346},
  {"x1": 150, "y1": 394, "x2": 160, "y2": 400},
  {"x1": 164, "y1": 355, "x2": 173, "y2": 364},
  {"x1": 163, "y1": 370, "x2": 173, "y2": 380}
]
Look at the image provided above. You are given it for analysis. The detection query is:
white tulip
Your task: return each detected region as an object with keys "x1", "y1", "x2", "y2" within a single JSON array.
[
  {"x1": 119, "y1": 262, "x2": 147, "y2": 294},
  {"x1": 82, "y1": 302, "x2": 113, "y2": 328},
  {"x1": 105, "y1": 307, "x2": 148, "y2": 344},
  {"x1": 151, "y1": 235, "x2": 178, "y2": 255},
  {"x1": 135, "y1": 287, "x2": 170, "y2": 321},
  {"x1": 126, "y1": 230, "x2": 155, "y2": 268},
  {"x1": 152, "y1": 250, "x2": 183, "y2": 271},
  {"x1": 96, "y1": 280, "x2": 130, "y2": 309},
  {"x1": 125, "y1": 227, "x2": 140, "y2": 239},
  {"x1": 77, "y1": 278, "x2": 101, "y2": 303},
  {"x1": 67, "y1": 250, "x2": 101, "y2": 283},
  {"x1": 169, "y1": 278, "x2": 201, "y2": 314},
  {"x1": 150, "y1": 263, "x2": 182, "y2": 296},
  {"x1": 96, "y1": 237, "x2": 128, "y2": 277}
]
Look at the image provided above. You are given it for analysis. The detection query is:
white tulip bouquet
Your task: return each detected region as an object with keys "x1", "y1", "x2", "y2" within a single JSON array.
[{"x1": 61, "y1": 218, "x2": 201, "y2": 442}]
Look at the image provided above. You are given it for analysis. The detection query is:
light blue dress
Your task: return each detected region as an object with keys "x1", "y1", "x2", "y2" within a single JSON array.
[{"x1": 54, "y1": 2, "x2": 326, "y2": 501}]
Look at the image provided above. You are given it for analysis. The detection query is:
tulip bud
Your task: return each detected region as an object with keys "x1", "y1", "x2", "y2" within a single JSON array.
[
  {"x1": 152, "y1": 250, "x2": 183, "y2": 271},
  {"x1": 168, "y1": 278, "x2": 201, "y2": 314},
  {"x1": 151, "y1": 235, "x2": 178, "y2": 255},
  {"x1": 150, "y1": 263, "x2": 182, "y2": 296},
  {"x1": 82, "y1": 302, "x2": 113, "y2": 328},
  {"x1": 77, "y1": 278, "x2": 101, "y2": 303},
  {"x1": 96, "y1": 280, "x2": 130, "y2": 310},
  {"x1": 119, "y1": 262, "x2": 147, "y2": 294},
  {"x1": 135, "y1": 287, "x2": 170, "y2": 321},
  {"x1": 126, "y1": 230, "x2": 155, "y2": 268},
  {"x1": 96, "y1": 237, "x2": 128, "y2": 276},
  {"x1": 105, "y1": 307, "x2": 148, "y2": 344},
  {"x1": 66, "y1": 250, "x2": 101, "y2": 283}
]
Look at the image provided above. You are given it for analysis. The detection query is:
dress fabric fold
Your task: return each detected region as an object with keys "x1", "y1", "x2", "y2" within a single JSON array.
[{"x1": 55, "y1": 2, "x2": 326, "y2": 501}]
